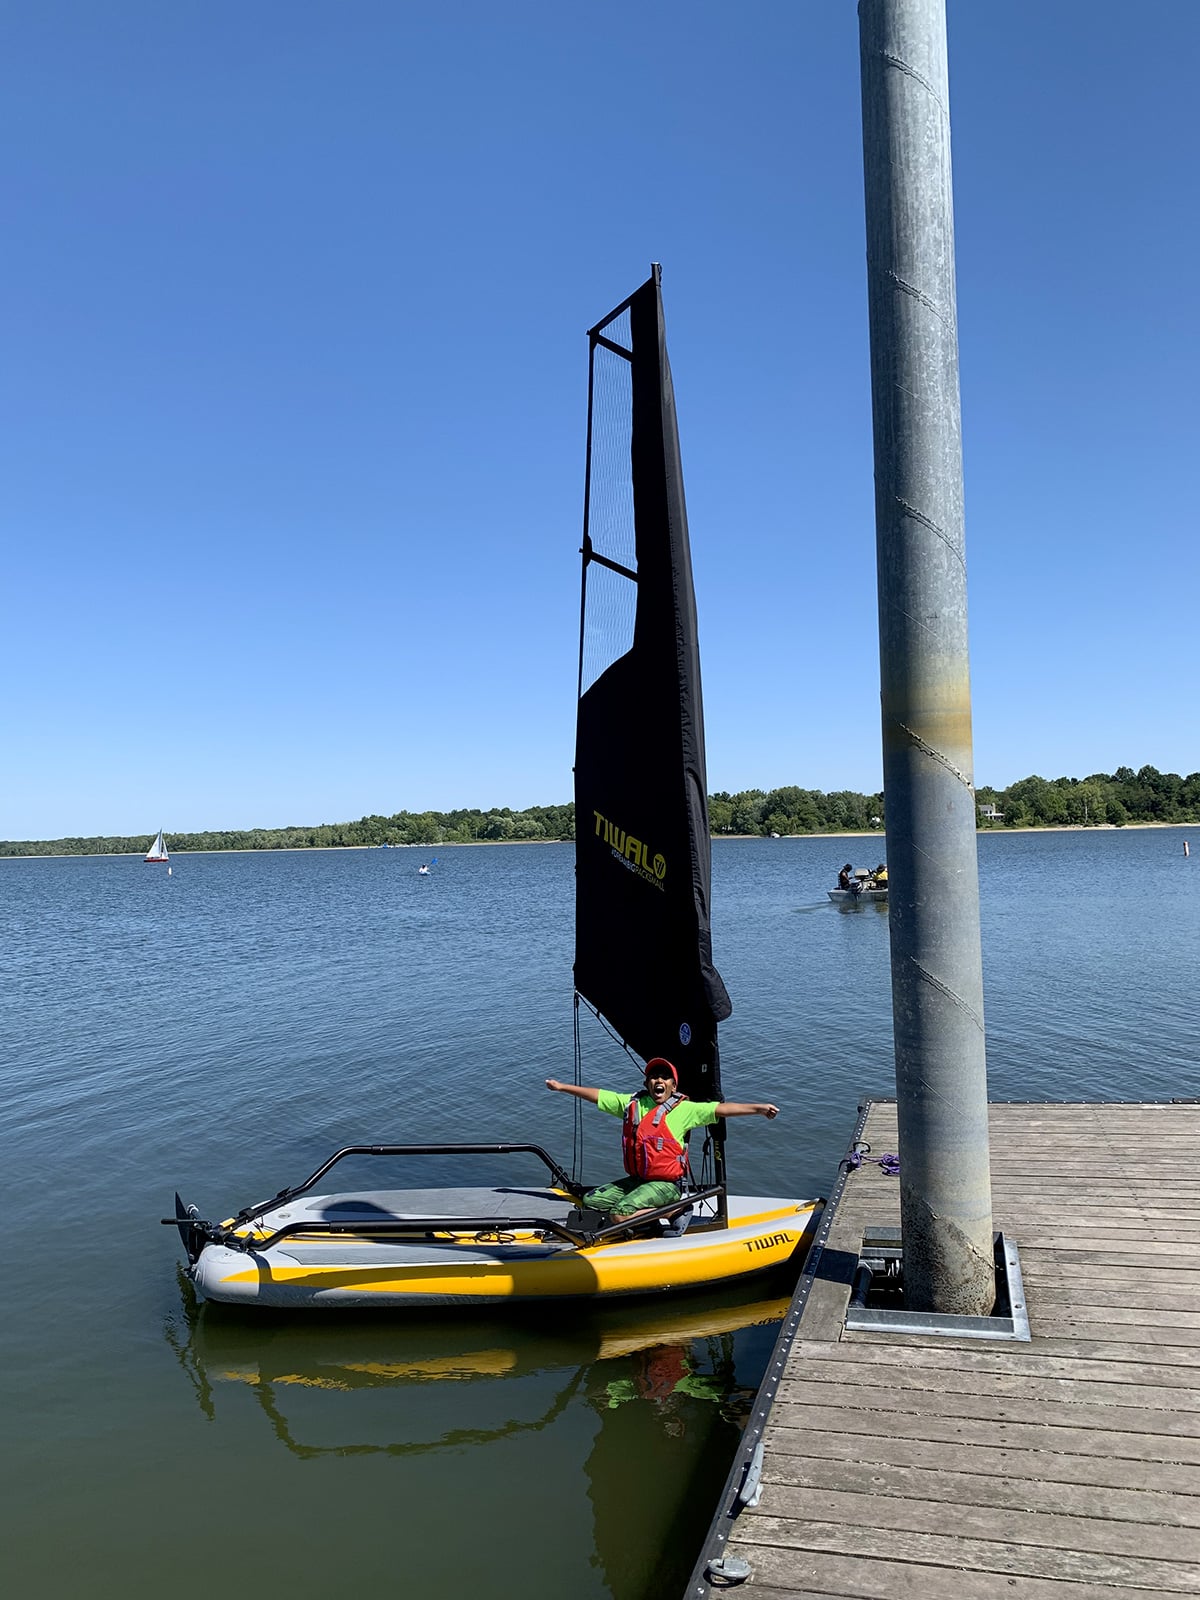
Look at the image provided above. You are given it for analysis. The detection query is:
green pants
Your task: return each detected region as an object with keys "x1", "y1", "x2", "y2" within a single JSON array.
[{"x1": 583, "y1": 1175, "x2": 681, "y2": 1219}]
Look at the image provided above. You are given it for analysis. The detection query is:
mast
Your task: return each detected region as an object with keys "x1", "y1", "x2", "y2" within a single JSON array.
[
  {"x1": 575, "y1": 268, "x2": 730, "y2": 1203},
  {"x1": 859, "y1": 0, "x2": 995, "y2": 1315}
]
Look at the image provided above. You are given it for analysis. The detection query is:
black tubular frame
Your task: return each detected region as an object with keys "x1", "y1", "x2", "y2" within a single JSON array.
[
  {"x1": 235, "y1": 1143, "x2": 581, "y2": 1226},
  {"x1": 162, "y1": 1142, "x2": 729, "y2": 1254}
]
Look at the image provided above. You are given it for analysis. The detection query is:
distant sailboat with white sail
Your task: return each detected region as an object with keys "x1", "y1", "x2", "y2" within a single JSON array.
[{"x1": 145, "y1": 829, "x2": 169, "y2": 864}]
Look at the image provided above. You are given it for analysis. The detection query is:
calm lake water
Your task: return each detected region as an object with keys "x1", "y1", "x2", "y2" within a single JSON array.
[{"x1": 2, "y1": 829, "x2": 1197, "y2": 1598}]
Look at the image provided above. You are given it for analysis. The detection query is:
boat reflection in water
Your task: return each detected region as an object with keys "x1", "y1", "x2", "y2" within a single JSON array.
[{"x1": 163, "y1": 1270, "x2": 793, "y2": 1597}]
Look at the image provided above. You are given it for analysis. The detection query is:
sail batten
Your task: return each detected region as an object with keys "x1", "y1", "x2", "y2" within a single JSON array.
[{"x1": 574, "y1": 267, "x2": 727, "y2": 1105}]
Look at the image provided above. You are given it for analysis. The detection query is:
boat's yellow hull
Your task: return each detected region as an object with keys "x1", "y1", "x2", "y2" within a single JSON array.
[{"x1": 190, "y1": 1196, "x2": 821, "y2": 1309}]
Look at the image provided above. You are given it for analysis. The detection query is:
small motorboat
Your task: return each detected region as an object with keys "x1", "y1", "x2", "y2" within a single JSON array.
[{"x1": 828, "y1": 865, "x2": 887, "y2": 904}]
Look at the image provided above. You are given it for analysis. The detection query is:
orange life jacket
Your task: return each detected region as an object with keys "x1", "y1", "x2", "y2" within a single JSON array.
[{"x1": 622, "y1": 1093, "x2": 690, "y2": 1182}]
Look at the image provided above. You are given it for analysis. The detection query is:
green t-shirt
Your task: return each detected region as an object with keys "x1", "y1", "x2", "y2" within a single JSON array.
[{"x1": 596, "y1": 1090, "x2": 719, "y2": 1142}]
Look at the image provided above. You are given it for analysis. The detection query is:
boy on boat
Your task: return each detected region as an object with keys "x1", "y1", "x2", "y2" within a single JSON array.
[{"x1": 544, "y1": 1059, "x2": 778, "y2": 1221}]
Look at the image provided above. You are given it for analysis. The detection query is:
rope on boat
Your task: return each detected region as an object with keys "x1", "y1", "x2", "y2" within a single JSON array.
[
  {"x1": 572, "y1": 991, "x2": 645, "y2": 1188},
  {"x1": 572, "y1": 992, "x2": 585, "y2": 1184}
]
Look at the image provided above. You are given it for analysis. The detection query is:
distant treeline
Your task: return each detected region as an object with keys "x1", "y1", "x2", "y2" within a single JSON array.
[
  {"x1": 2, "y1": 767, "x2": 1196, "y2": 857},
  {"x1": 0, "y1": 806, "x2": 575, "y2": 857},
  {"x1": 974, "y1": 766, "x2": 1200, "y2": 829},
  {"x1": 711, "y1": 766, "x2": 1200, "y2": 834}
]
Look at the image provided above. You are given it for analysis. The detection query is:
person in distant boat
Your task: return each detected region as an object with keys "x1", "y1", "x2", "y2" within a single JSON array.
[
  {"x1": 544, "y1": 1058, "x2": 779, "y2": 1222},
  {"x1": 837, "y1": 862, "x2": 855, "y2": 891},
  {"x1": 872, "y1": 863, "x2": 888, "y2": 887}
]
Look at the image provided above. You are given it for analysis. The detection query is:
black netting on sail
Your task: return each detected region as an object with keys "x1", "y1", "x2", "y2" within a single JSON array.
[{"x1": 574, "y1": 269, "x2": 730, "y2": 1106}]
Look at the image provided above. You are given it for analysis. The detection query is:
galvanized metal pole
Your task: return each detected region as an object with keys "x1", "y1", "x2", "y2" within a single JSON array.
[{"x1": 858, "y1": 0, "x2": 995, "y2": 1315}]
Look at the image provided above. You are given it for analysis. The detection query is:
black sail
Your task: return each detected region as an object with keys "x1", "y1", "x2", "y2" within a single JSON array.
[{"x1": 574, "y1": 267, "x2": 730, "y2": 1106}]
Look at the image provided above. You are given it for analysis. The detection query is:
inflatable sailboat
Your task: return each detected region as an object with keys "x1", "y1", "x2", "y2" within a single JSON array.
[{"x1": 164, "y1": 267, "x2": 821, "y2": 1308}]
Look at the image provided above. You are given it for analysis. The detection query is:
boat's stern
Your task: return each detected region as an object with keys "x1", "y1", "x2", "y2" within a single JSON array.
[
  {"x1": 172, "y1": 1193, "x2": 208, "y2": 1268},
  {"x1": 190, "y1": 1241, "x2": 270, "y2": 1305}
]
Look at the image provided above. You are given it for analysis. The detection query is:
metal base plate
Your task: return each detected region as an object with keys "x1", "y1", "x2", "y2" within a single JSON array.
[{"x1": 844, "y1": 1229, "x2": 1030, "y2": 1341}]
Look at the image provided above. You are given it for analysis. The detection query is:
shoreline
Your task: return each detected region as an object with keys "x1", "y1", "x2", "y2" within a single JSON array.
[{"x1": 1, "y1": 820, "x2": 1193, "y2": 861}]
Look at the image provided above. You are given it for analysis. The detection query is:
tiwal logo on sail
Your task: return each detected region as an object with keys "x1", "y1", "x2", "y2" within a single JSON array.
[{"x1": 593, "y1": 811, "x2": 666, "y2": 891}]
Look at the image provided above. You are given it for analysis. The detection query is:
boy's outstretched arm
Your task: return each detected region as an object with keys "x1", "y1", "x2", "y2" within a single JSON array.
[
  {"x1": 715, "y1": 1101, "x2": 779, "y2": 1119},
  {"x1": 545, "y1": 1079, "x2": 601, "y2": 1105}
]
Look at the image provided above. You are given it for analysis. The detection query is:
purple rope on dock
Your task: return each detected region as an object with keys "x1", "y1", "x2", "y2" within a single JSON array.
[{"x1": 840, "y1": 1142, "x2": 900, "y2": 1176}]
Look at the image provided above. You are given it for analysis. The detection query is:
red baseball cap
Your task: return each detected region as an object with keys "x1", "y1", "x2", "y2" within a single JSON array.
[{"x1": 643, "y1": 1058, "x2": 678, "y2": 1085}]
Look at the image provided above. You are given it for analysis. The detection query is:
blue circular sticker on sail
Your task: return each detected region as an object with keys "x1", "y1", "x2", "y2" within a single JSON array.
[{"x1": 679, "y1": 1022, "x2": 692, "y2": 1047}]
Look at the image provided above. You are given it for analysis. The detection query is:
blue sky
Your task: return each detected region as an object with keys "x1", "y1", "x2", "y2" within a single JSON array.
[{"x1": 2, "y1": 2, "x2": 1195, "y2": 839}]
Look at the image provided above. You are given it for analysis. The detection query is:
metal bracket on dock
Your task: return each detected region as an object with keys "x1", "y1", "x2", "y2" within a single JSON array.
[
  {"x1": 704, "y1": 1555, "x2": 752, "y2": 1585},
  {"x1": 845, "y1": 1228, "x2": 1030, "y2": 1341},
  {"x1": 734, "y1": 1441, "x2": 765, "y2": 1509}
]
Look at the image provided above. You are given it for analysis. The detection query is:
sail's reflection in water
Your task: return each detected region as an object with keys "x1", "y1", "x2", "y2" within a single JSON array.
[{"x1": 163, "y1": 1270, "x2": 790, "y2": 1593}]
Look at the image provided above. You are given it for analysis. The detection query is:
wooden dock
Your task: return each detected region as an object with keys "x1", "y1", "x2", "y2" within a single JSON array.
[{"x1": 688, "y1": 1099, "x2": 1200, "y2": 1598}]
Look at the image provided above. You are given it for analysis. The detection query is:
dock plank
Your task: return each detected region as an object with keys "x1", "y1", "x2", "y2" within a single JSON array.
[
  {"x1": 776, "y1": 1358, "x2": 1200, "y2": 1409},
  {"x1": 863, "y1": 1327, "x2": 1200, "y2": 1358},
  {"x1": 774, "y1": 1378, "x2": 1200, "y2": 1436},
  {"x1": 791, "y1": 1339, "x2": 1200, "y2": 1390},
  {"x1": 761, "y1": 1456, "x2": 1200, "y2": 1529},
  {"x1": 752, "y1": 1484, "x2": 1200, "y2": 1562},
  {"x1": 762, "y1": 1425, "x2": 1200, "y2": 1497},
  {"x1": 736, "y1": 1515, "x2": 1200, "y2": 1591},
  {"x1": 732, "y1": 1544, "x2": 1188, "y2": 1600},
  {"x1": 767, "y1": 1399, "x2": 1200, "y2": 1463}
]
